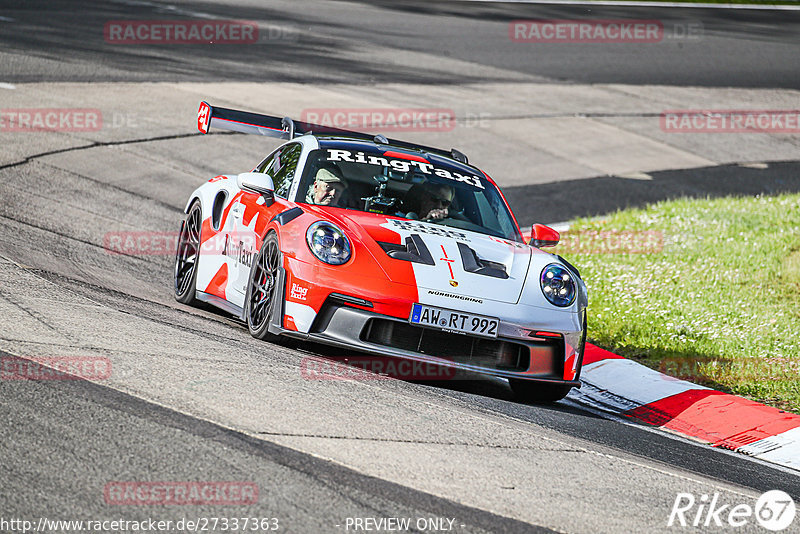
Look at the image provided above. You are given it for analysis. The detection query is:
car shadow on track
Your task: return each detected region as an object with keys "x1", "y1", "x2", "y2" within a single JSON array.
[{"x1": 299, "y1": 341, "x2": 594, "y2": 416}]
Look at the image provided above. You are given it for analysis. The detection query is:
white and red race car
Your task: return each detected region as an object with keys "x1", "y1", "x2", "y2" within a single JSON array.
[{"x1": 175, "y1": 102, "x2": 588, "y2": 402}]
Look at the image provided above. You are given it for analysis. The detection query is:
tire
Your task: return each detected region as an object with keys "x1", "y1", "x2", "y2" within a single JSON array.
[
  {"x1": 174, "y1": 200, "x2": 202, "y2": 305},
  {"x1": 509, "y1": 379, "x2": 572, "y2": 404},
  {"x1": 245, "y1": 232, "x2": 283, "y2": 342}
]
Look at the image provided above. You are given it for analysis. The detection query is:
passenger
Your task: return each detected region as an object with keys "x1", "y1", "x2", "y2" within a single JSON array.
[
  {"x1": 402, "y1": 182, "x2": 455, "y2": 221},
  {"x1": 306, "y1": 165, "x2": 347, "y2": 206}
]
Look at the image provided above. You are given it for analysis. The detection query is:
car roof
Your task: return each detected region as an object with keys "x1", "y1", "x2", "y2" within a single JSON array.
[{"x1": 314, "y1": 136, "x2": 482, "y2": 176}]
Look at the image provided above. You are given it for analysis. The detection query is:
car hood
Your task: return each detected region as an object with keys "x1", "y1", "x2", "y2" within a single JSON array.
[{"x1": 320, "y1": 209, "x2": 534, "y2": 305}]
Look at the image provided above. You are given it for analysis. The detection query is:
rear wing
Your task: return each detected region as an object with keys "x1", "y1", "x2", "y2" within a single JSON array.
[{"x1": 196, "y1": 101, "x2": 470, "y2": 165}]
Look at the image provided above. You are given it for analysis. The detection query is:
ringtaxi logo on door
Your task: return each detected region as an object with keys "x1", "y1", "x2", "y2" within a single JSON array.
[{"x1": 668, "y1": 490, "x2": 796, "y2": 531}]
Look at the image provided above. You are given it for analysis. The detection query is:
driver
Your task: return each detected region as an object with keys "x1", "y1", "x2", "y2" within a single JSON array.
[
  {"x1": 305, "y1": 165, "x2": 347, "y2": 206},
  {"x1": 403, "y1": 182, "x2": 455, "y2": 221}
]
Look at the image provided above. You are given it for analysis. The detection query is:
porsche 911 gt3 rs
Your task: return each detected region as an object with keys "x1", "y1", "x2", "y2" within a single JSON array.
[{"x1": 175, "y1": 102, "x2": 588, "y2": 402}]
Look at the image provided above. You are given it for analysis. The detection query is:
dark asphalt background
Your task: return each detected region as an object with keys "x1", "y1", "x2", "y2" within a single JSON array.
[
  {"x1": 1, "y1": 0, "x2": 799, "y2": 87},
  {"x1": 1, "y1": 0, "x2": 799, "y2": 531}
]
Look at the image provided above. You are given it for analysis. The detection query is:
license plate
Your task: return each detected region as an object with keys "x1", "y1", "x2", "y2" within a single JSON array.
[{"x1": 409, "y1": 303, "x2": 499, "y2": 338}]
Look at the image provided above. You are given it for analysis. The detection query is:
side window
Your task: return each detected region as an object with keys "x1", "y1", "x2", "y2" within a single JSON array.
[
  {"x1": 253, "y1": 144, "x2": 303, "y2": 199},
  {"x1": 255, "y1": 143, "x2": 302, "y2": 199},
  {"x1": 255, "y1": 152, "x2": 277, "y2": 174}
]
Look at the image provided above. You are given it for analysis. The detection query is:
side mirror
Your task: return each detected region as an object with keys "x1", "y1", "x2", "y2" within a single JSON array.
[
  {"x1": 529, "y1": 223, "x2": 560, "y2": 248},
  {"x1": 237, "y1": 172, "x2": 275, "y2": 206}
]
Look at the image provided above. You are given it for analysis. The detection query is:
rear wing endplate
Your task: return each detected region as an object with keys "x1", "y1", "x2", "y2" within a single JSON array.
[{"x1": 196, "y1": 101, "x2": 470, "y2": 164}]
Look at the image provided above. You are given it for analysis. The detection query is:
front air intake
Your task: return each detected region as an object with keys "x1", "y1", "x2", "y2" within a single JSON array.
[{"x1": 362, "y1": 319, "x2": 533, "y2": 372}]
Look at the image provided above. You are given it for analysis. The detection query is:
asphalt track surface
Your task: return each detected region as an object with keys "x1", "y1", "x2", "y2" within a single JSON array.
[
  {"x1": 1, "y1": 0, "x2": 799, "y2": 87},
  {"x1": 1, "y1": 1, "x2": 800, "y2": 533}
]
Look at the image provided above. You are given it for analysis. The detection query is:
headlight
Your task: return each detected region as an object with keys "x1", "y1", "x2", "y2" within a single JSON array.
[
  {"x1": 306, "y1": 221, "x2": 351, "y2": 265},
  {"x1": 540, "y1": 263, "x2": 576, "y2": 307}
]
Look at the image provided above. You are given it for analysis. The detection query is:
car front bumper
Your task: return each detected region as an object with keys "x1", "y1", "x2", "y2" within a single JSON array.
[{"x1": 282, "y1": 299, "x2": 584, "y2": 386}]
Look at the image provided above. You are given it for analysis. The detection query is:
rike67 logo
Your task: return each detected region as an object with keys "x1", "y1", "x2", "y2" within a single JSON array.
[{"x1": 668, "y1": 490, "x2": 796, "y2": 531}]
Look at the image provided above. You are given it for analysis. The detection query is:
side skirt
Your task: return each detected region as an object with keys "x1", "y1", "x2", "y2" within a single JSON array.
[{"x1": 196, "y1": 291, "x2": 244, "y2": 319}]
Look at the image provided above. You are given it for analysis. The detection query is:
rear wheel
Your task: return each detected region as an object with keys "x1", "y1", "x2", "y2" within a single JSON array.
[
  {"x1": 245, "y1": 232, "x2": 283, "y2": 342},
  {"x1": 509, "y1": 379, "x2": 572, "y2": 403},
  {"x1": 174, "y1": 200, "x2": 202, "y2": 305}
]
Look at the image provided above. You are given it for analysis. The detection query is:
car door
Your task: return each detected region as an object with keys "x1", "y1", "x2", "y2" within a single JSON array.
[{"x1": 228, "y1": 143, "x2": 304, "y2": 304}]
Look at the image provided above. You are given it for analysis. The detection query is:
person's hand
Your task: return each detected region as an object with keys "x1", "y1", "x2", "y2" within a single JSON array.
[{"x1": 423, "y1": 207, "x2": 448, "y2": 220}]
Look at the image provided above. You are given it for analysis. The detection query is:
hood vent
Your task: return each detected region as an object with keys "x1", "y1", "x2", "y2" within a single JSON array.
[
  {"x1": 378, "y1": 235, "x2": 435, "y2": 265},
  {"x1": 457, "y1": 242, "x2": 508, "y2": 279}
]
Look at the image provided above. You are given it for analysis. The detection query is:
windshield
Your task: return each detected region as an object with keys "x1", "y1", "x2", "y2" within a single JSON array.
[{"x1": 297, "y1": 147, "x2": 522, "y2": 242}]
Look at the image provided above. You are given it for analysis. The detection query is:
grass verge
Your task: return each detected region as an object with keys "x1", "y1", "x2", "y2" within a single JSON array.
[{"x1": 553, "y1": 193, "x2": 800, "y2": 413}]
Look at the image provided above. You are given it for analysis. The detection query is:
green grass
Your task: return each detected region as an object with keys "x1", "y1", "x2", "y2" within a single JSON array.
[{"x1": 554, "y1": 193, "x2": 800, "y2": 413}]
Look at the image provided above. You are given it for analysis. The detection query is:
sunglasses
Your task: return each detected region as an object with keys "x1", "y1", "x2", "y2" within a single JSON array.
[{"x1": 429, "y1": 194, "x2": 452, "y2": 208}]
